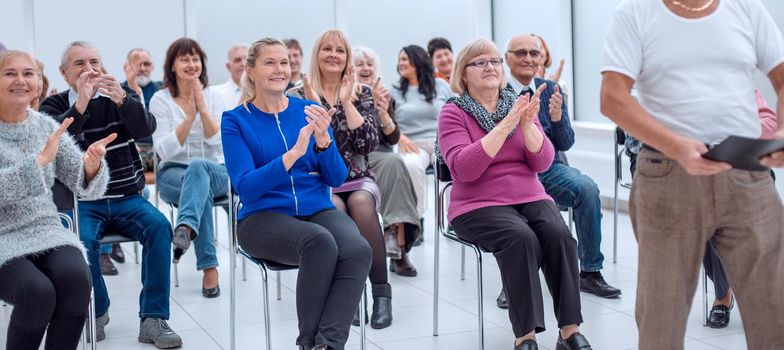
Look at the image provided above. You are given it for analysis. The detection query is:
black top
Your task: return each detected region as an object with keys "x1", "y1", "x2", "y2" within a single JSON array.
[{"x1": 40, "y1": 87, "x2": 156, "y2": 198}]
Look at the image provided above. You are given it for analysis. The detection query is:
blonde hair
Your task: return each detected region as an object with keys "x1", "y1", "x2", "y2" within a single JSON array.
[
  {"x1": 0, "y1": 50, "x2": 35, "y2": 71},
  {"x1": 450, "y1": 38, "x2": 506, "y2": 95},
  {"x1": 309, "y1": 30, "x2": 360, "y2": 102},
  {"x1": 239, "y1": 37, "x2": 287, "y2": 110}
]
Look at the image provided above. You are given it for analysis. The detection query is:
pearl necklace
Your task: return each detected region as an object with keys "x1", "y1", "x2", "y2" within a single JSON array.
[{"x1": 670, "y1": 0, "x2": 715, "y2": 12}]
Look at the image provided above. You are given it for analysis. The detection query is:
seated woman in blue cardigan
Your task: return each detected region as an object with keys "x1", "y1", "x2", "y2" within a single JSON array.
[{"x1": 221, "y1": 38, "x2": 371, "y2": 350}]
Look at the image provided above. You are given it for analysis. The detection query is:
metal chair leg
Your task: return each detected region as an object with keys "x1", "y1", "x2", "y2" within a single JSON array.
[
  {"x1": 432, "y1": 172, "x2": 441, "y2": 337},
  {"x1": 84, "y1": 290, "x2": 97, "y2": 350},
  {"x1": 613, "y1": 142, "x2": 620, "y2": 264},
  {"x1": 703, "y1": 269, "x2": 709, "y2": 326},
  {"x1": 473, "y1": 246, "x2": 484, "y2": 350},
  {"x1": 460, "y1": 246, "x2": 466, "y2": 281},
  {"x1": 276, "y1": 271, "x2": 282, "y2": 300},
  {"x1": 229, "y1": 194, "x2": 238, "y2": 350},
  {"x1": 242, "y1": 256, "x2": 248, "y2": 281},
  {"x1": 134, "y1": 242, "x2": 139, "y2": 264},
  {"x1": 568, "y1": 208, "x2": 574, "y2": 233},
  {"x1": 360, "y1": 284, "x2": 367, "y2": 350},
  {"x1": 174, "y1": 262, "x2": 179, "y2": 288},
  {"x1": 261, "y1": 266, "x2": 272, "y2": 350}
]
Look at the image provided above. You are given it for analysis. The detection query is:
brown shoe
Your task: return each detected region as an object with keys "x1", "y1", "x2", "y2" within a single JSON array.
[
  {"x1": 389, "y1": 250, "x2": 417, "y2": 277},
  {"x1": 100, "y1": 254, "x2": 118, "y2": 276}
]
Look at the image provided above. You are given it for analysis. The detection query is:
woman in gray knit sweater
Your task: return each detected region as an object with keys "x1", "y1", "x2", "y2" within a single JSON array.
[{"x1": 0, "y1": 50, "x2": 113, "y2": 350}]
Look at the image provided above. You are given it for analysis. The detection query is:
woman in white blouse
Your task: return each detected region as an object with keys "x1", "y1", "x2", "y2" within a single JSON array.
[{"x1": 150, "y1": 38, "x2": 227, "y2": 298}]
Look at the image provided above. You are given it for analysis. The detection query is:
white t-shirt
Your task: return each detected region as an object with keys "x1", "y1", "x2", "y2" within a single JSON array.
[
  {"x1": 602, "y1": 0, "x2": 784, "y2": 144},
  {"x1": 149, "y1": 87, "x2": 226, "y2": 166}
]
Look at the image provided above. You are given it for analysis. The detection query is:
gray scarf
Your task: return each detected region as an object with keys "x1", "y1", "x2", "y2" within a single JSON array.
[{"x1": 434, "y1": 88, "x2": 518, "y2": 165}]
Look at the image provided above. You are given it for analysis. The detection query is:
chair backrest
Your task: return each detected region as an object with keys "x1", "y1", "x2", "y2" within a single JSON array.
[
  {"x1": 615, "y1": 126, "x2": 626, "y2": 146},
  {"x1": 52, "y1": 180, "x2": 74, "y2": 212},
  {"x1": 436, "y1": 161, "x2": 452, "y2": 182}
]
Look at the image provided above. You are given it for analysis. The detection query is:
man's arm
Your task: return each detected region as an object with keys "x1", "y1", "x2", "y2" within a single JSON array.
[
  {"x1": 600, "y1": 71, "x2": 729, "y2": 175},
  {"x1": 760, "y1": 64, "x2": 784, "y2": 167},
  {"x1": 116, "y1": 86, "x2": 157, "y2": 139},
  {"x1": 39, "y1": 93, "x2": 91, "y2": 136}
]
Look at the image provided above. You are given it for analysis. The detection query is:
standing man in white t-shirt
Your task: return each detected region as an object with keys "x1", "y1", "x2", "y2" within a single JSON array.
[
  {"x1": 600, "y1": 0, "x2": 784, "y2": 349},
  {"x1": 214, "y1": 44, "x2": 247, "y2": 109}
]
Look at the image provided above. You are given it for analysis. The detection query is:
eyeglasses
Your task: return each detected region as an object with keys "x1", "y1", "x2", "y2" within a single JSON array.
[
  {"x1": 507, "y1": 49, "x2": 541, "y2": 59},
  {"x1": 465, "y1": 57, "x2": 504, "y2": 69}
]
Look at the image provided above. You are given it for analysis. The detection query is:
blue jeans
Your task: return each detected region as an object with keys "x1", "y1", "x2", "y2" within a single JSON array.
[
  {"x1": 539, "y1": 162, "x2": 604, "y2": 272},
  {"x1": 156, "y1": 159, "x2": 228, "y2": 271},
  {"x1": 78, "y1": 194, "x2": 172, "y2": 319},
  {"x1": 99, "y1": 187, "x2": 149, "y2": 255}
]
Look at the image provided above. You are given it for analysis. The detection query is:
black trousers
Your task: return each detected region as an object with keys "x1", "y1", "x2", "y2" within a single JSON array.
[
  {"x1": 451, "y1": 200, "x2": 583, "y2": 337},
  {"x1": 237, "y1": 209, "x2": 372, "y2": 350},
  {"x1": 0, "y1": 246, "x2": 92, "y2": 350}
]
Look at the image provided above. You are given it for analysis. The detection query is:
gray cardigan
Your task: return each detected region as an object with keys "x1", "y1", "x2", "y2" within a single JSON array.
[{"x1": 0, "y1": 109, "x2": 109, "y2": 268}]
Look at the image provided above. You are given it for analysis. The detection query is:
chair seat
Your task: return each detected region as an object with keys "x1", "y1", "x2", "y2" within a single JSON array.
[
  {"x1": 99, "y1": 232, "x2": 137, "y2": 245},
  {"x1": 166, "y1": 195, "x2": 230, "y2": 209},
  {"x1": 238, "y1": 249, "x2": 298, "y2": 271},
  {"x1": 441, "y1": 230, "x2": 490, "y2": 253}
]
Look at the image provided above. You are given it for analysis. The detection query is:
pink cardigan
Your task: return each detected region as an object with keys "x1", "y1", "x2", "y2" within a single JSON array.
[
  {"x1": 757, "y1": 89, "x2": 778, "y2": 139},
  {"x1": 438, "y1": 103, "x2": 555, "y2": 222}
]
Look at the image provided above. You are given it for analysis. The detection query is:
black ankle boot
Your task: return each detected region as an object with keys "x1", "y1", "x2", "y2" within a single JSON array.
[{"x1": 371, "y1": 283, "x2": 392, "y2": 329}]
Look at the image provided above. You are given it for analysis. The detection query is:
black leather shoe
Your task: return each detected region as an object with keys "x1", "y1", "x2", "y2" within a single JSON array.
[
  {"x1": 110, "y1": 243, "x2": 125, "y2": 263},
  {"x1": 371, "y1": 296, "x2": 392, "y2": 329},
  {"x1": 100, "y1": 254, "x2": 118, "y2": 276},
  {"x1": 202, "y1": 285, "x2": 220, "y2": 298},
  {"x1": 580, "y1": 272, "x2": 621, "y2": 298},
  {"x1": 497, "y1": 288, "x2": 508, "y2": 309},
  {"x1": 707, "y1": 297, "x2": 734, "y2": 328},
  {"x1": 515, "y1": 339, "x2": 538, "y2": 350},
  {"x1": 556, "y1": 332, "x2": 592, "y2": 350}
]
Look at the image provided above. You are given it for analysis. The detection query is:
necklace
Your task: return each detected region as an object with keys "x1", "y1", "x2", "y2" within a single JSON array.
[{"x1": 670, "y1": 0, "x2": 715, "y2": 12}]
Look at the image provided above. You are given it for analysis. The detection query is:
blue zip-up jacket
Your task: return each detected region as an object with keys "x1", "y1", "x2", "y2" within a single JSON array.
[{"x1": 222, "y1": 97, "x2": 348, "y2": 220}]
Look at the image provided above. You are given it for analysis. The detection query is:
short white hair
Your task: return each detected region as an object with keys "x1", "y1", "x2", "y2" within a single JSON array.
[
  {"x1": 60, "y1": 41, "x2": 98, "y2": 67},
  {"x1": 504, "y1": 33, "x2": 540, "y2": 52},
  {"x1": 352, "y1": 46, "x2": 380, "y2": 68},
  {"x1": 227, "y1": 43, "x2": 248, "y2": 61}
]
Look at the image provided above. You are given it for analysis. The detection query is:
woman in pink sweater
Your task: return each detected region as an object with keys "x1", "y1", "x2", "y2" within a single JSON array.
[{"x1": 436, "y1": 39, "x2": 591, "y2": 350}]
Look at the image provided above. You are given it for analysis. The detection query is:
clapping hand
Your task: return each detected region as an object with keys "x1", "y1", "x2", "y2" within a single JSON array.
[
  {"x1": 302, "y1": 74, "x2": 320, "y2": 103},
  {"x1": 304, "y1": 105, "x2": 336, "y2": 148},
  {"x1": 37, "y1": 118, "x2": 74, "y2": 167},
  {"x1": 338, "y1": 66, "x2": 355, "y2": 105},
  {"x1": 97, "y1": 67, "x2": 126, "y2": 106},
  {"x1": 549, "y1": 85, "x2": 563, "y2": 122},
  {"x1": 521, "y1": 84, "x2": 546, "y2": 128}
]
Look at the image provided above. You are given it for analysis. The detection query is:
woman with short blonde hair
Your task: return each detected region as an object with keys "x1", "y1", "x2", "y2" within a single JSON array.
[{"x1": 437, "y1": 39, "x2": 592, "y2": 350}]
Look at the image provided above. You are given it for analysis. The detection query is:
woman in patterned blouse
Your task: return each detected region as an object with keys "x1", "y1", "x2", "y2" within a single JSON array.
[{"x1": 288, "y1": 30, "x2": 393, "y2": 330}]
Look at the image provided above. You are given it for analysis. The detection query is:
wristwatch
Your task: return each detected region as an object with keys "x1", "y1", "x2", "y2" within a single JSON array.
[
  {"x1": 116, "y1": 91, "x2": 128, "y2": 108},
  {"x1": 314, "y1": 138, "x2": 333, "y2": 153}
]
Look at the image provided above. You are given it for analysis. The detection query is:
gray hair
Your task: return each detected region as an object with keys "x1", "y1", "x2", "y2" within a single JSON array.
[
  {"x1": 504, "y1": 33, "x2": 540, "y2": 52},
  {"x1": 227, "y1": 43, "x2": 248, "y2": 61},
  {"x1": 60, "y1": 41, "x2": 98, "y2": 67},
  {"x1": 352, "y1": 46, "x2": 381, "y2": 70}
]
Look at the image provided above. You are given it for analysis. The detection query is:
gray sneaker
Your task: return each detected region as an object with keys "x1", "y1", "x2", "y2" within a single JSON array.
[
  {"x1": 138, "y1": 318, "x2": 183, "y2": 349},
  {"x1": 171, "y1": 225, "x2": 193, "y2": 263},
  {"x1": 86, "y1": 312, "x2": 110, "y2": 342}
]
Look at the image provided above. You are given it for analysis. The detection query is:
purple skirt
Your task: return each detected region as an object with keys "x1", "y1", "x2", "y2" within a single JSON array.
[{"x1": 333, "y1": 177, "x2": 381, "y2": 211}]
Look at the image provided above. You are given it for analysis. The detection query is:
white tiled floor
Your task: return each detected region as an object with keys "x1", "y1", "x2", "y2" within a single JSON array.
[{"x1": 1, "y1": 180, "x2": 748, "y2": 349}]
